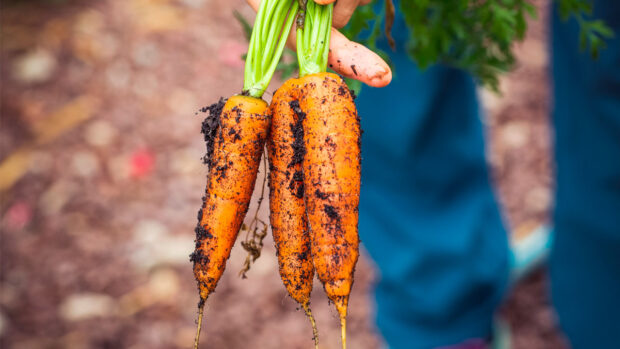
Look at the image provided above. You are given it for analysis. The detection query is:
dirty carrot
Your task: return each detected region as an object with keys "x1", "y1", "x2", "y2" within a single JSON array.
[
  {"x1": 295, "y1": 2, "x2": 360, "y2": 348},
  {"x1": 191, "y1": 95, "x2": 269, "y2": 344},
  {"x1": 267, "y1": 77, "x2": 319, "y2": 347},
  {"x1": 299, "y1": 72, "x2": 360, "y2": 349},
  {"x1": 190, "y1": 0, "x2": 298, "y2": 347}
]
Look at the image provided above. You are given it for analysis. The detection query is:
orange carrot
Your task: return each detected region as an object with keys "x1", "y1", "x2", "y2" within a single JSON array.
[
  {"x1": 267, "y1": 78, "x2": 319, "y2": 346},
  {"x1": 191, "y1": 95, "x2": 269, "y2": 347},
  {"x1": 192, "y1": 95, "x2": 269, "y2": 300},
  {"x1": 299, "y1": 72, "x2": 360, "y2": 349}
]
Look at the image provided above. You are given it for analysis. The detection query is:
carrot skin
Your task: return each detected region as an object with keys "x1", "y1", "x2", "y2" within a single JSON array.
[
  {"x1": 299, "y1": 72, "x2": 361, "y2": 319},
  {"x1": 267, "y1": 78, "x2": 316, "y2": 306},
  {"x1": 192, "y1": 95, "x2": 270, "y2": 301}
]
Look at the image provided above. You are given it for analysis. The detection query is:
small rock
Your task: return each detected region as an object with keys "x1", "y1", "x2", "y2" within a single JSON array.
[
  {"x1": 170, "y1": 147, "x2": 202, "y2": 176},
  {"x1": 148, "y1": 268, "x2": 180, "y2": 301},
  {"x1": 525, "y1": 186, "x2": 551, "y2": 213},
  {"x1": 180, "y1": 0, "x2": 206, "y2": 8},
  {"x1": 130, "y1": 219, "x2": 193, "y2": 270},
  {"x1": 85, "y1": 120, "x2": 117, "y2": 148},
  {"x1": 40, "y1": 181, "x2": 77, "y2": 216},
  {"x1": 12, "y1": 49, "x2": 57, "y2": 84},
  {"x1": 132, "y1": 42, "x2": 160, "y2": 67},
  {"x1": 71, "y1": 150, "x2": 100, "y2": 178},
  {"x1": 133, "y1": 219, "x2": 168, "y2": 245},
  {"x1": 59, "y1": 293, "x2": 117, "y2": 321},
  {"x1": 500, "y1": 121, "x2": 530, "y2": 149},
  {"x1": 105, "y1": 60, "x2": 131, "y2": 90}
]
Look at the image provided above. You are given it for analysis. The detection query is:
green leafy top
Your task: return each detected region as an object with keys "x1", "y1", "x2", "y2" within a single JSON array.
[
  {"x1": 243, "y1": 0, "x2": 298, "y2": 98},
  {"x1": 342, "y1": 0, "x2": 614, "y2": 91},
  {"x1": 296, "y1": 0, "x2": 334, "y2": 77}
]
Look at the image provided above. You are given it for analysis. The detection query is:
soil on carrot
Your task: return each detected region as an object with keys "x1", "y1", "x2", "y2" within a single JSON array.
[
  {"x1": 288, "y1": 100, "x2": 307, "y2": 167},
  {"x1": 323, "y1": 204, "x2": 340, "y2": 221},
  {"x1": 289, "y1": 170, "x2": 304, "y2": 199},
  {"x1": 199, "y1": 98, "x2": 226, "y2": 165}
]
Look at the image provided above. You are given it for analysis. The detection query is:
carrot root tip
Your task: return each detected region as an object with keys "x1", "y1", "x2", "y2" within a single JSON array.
[
  {"x1": 193, "y1": 303, "x2": 205, "y2": 349},
  {"x1": 340, "y1": 314, "x2": 347, "y2": 349},
  {"x1": 302, "y1": 303, "x2": 319, "y2": 349}
]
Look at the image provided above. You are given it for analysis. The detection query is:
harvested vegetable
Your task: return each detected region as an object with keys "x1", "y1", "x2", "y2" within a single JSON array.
[
  {"x1": 267, "y1": 77, "x2": 319, "y2": 347},
  {"x1": 300, "y1": 72, "x2": 360, "y2": 349},
  {"x1": 191, "y1": 93, "x2": 269, "y2": 301},
  {"x1": 264, "y1": 2, "x2": 361, "y2": 347},
  {"x1": 296, "y1": 2, "x2": 361, "y2": 348}
]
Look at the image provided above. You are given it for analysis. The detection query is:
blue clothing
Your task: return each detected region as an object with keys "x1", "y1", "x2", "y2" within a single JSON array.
[
  {"x1": 356, "y1": 1, "x2": 620, "y2": 348},
  {"x1": 550, "y1": 1, "x2": 620, "y2": 348},
  {"x1": 356, "y1": 6, "x2": 509, "y2": 349}
]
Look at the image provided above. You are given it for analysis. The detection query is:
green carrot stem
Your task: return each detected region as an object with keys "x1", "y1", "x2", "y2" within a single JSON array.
[
  {"x1": 297, "y1": 0, "x2": 333, "y2": 77},
  {"x1": 243, "y1": 0, "x2": 299, "y2": 98}
]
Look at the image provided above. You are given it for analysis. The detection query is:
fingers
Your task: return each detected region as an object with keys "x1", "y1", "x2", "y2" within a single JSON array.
[
  {"x1": 317, "y1": 0, "x2": 372, "y2": 28},
  {"x1": 244, "y1": 0, "x2": 392, "y2": 87},
  {"x1": 328, "y1": 30, "x2": 392, "y2": 87},
  {"x1": 332, "y1": 0, "x2": 360, "y2": 29},
  {"x1": 246, "y1": 0, "x2": 261, "y2": 13}
]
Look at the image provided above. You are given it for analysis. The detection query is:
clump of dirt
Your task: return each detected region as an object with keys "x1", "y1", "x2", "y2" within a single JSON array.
[
  {"x1": 199, "y1": 97, "x2": 226, "y2": 165},
  {"x1": 190, "y1": 221, "x2": 213, "y2": 265},
  {"x1": 289, "y1": 170, "x2": 304, "y2": 199},
  {"x1": 315, "y1": 189, "x2": 329, "y2": 199},
  {"x1": 323, "y1": 204, "x2": 340, "y2": 221},
  {"x1": 288, "y1": 100, "x2": 306, "y2": 167}
]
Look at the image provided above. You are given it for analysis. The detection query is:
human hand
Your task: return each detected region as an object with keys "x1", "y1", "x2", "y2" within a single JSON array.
[
  {"x1": 316, "y1": 0, "x2": 371, "y2": 29},
  {"x1": 245, "y1": 0, "x2": 392, "y2": 87}
]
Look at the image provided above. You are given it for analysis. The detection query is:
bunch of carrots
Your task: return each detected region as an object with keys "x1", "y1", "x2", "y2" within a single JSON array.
[{"x1": 190, "y1": 1, "x2": 380, "y2": 348}]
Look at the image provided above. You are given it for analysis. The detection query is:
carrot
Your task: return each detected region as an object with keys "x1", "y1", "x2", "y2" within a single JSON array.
[
  {"x1": 192, "y1": 95, "x2": 269, "y2": 301},
  {"x1": 191, "y1": 95, "x2": 269, "y2": 347},
  {"x1": 299, "y1": 72, "x2": 360, "y2": 349},
  {"x1": 267, "y1": 78, "x2": 319, "y2": 347},
  {"x1": 294, "y1": 3, "x2": 360, "y2": 348}
]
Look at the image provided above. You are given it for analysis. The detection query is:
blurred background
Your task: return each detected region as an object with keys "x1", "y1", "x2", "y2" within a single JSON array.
[{"x1": 1, "y1": 0, "x2": 564, "y2": 348}]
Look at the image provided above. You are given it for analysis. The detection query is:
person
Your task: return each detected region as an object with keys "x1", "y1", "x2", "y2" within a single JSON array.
[{"x1": 245, "y1": 0, "x2": 620, "y2": 347}]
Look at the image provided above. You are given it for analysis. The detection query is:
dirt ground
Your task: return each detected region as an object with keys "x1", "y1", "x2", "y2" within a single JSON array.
[{"x1": 1, "y1": 0, "x2": 566, "y2": 348}]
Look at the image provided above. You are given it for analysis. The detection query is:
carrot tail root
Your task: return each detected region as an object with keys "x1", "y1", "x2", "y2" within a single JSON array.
[
  {"x1": 302, "y1": 303, "x2": 319, "y2": 349},
  {"x1": 340, "y1": 314, "x2": 347, "y2": 349},
  {"x1": 193, "y1": 302, "x2": 205, "y2": 349}
]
